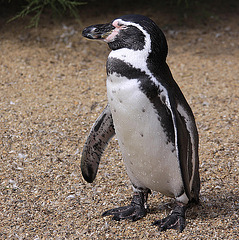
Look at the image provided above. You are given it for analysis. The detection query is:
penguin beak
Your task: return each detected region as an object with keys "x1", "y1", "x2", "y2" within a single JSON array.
[{"x1": 82, "y1": 23, "x2": 115, "y2": 40}]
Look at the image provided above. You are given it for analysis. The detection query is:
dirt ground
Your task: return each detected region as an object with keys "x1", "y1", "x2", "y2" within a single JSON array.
[{"x1": 0, "y1": 4, "x2": 238, "y2": 240}]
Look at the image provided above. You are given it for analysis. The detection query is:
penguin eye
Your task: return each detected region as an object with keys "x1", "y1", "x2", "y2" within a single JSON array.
[
  {"x1": 121, "y1": 25, "x2": 128, "y2": 30},
  {"x1": 116, "y1": 22, "x2": 128, "y2": 29},
  {"x1": 117, "y1": 24, "x2": 128, "y2": 30}
]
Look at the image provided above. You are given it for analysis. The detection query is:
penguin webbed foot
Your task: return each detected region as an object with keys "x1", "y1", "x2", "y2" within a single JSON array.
[
  {"x1": 153, "y1": 204, "x2": 187, "y2": 233},
  {"x1": 102, "y1": 192, "x2": 147, "y2": 221},
  {"x1": 102, "y1": 203, "x2": 146, "y2": 221}
]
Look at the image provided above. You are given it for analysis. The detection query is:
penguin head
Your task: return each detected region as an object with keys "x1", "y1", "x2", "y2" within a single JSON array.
[{"x1": 82, "y1": 14, "x2": 168, "y2": 62}]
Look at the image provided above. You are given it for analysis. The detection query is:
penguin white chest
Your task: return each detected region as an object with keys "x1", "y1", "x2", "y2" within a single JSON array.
[{"x1": 107, "y1": 73, "x2": 184, "y2": 197}]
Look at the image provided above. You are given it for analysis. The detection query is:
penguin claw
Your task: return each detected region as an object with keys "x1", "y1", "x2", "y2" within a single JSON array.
[{"x1": 152, "y1": 205, "x2": 187, "y2": 232}]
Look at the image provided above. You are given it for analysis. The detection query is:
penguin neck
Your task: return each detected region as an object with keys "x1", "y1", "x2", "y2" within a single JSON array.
[
  {"x1": 108, "y1": 47, "x2": 169, "y2": 80},
  {"x1": 108, "y1": 47, "x2": 150, "y2": 74}
]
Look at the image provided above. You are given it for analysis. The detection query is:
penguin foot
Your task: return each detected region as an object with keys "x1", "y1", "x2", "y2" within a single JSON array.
[
  {"x1": 152, "y1": 204, "x2": 187, "y2": 232},
  {"x1": 102, "y1": 192, "x2": 147, "y2": 221}
]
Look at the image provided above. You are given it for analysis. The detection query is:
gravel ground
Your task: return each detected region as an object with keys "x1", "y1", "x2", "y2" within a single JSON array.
[{"x1": 0, "y1": 7, "x2": 238, "y2": 240}]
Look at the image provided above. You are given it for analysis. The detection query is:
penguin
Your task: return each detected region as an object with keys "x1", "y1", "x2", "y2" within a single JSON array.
[{"x1": 81, "y1": 14, "x2": 200, "y2": 232}]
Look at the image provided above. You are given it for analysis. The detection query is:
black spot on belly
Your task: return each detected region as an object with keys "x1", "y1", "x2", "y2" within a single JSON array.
[
  {"x1": 140, "y1": 133, "x2": 144, "y2": 137},
  {"x1": 142, "y1": 108, "x2": 146, "y2": 113},
  {"x1": 119, "y1": 99, "x2": 122, "y2": 103}
]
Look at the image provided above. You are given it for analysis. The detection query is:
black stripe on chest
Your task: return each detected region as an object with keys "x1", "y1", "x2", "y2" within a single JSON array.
[{"x1": 107, "y1": 57, "x2": 175, "y2": 145}]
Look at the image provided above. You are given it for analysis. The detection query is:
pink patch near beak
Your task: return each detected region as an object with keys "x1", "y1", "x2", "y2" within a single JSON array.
[{"x1": 104, "y1": 20, "x2": 125, "y2": 43}]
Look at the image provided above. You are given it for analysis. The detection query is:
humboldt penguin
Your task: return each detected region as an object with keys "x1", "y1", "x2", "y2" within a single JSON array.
[{"x1": 81, "y1": 14, "x2": 200, "y2": 232}]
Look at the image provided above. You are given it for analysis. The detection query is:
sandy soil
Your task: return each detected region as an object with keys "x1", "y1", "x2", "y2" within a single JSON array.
[{"x1": 0, "y1": 6, "x2": 238, "y2": 239}]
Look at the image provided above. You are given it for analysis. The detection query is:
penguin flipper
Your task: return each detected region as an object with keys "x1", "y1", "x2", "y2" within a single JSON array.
[
  {"x1": 81, "y1": 105, "x2": 115, "y2": 183},
  {"x1": 175, "y1": 103, "x2": 200, "y2": 202},
  {"x1": 167, "y1": 96, "x2": 198, "y2": 202}
]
